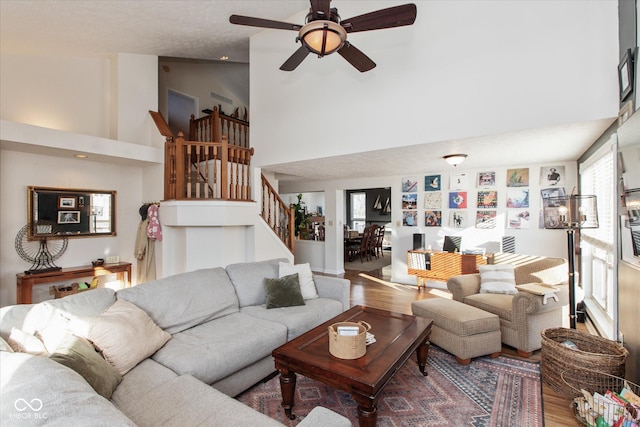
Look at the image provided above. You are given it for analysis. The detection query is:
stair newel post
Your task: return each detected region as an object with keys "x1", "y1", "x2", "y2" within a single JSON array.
[
  {"x1": 188, "y1": 114, "x2": 196, "y2": 141},
  {"x1": 220, "y1": 135, "x2": 229, "y2": 200},
  {"x1": 164, "y1": 138, "x2": 175, "y2": 200},
  {"x1": 213, "y1": 106, "x2": 221, "y2": 144},
  {"x1": 175, "y1": 132, "x2": 187, "y2": 200},
  {"x1": 288, "y1": 204, "x2": 296, "y2": 254}
]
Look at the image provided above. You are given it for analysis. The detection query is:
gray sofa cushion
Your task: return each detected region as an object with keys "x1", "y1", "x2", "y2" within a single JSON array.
[
  {"x1": 1, "y1": 351, "x2": 135, "y2": 426},
  {"x1": 7, "y1": 289, "x2": 117, "y2": 338},
  {"x1": 226, "y1": 258, "x2": 287, "y2": 307},
  {"x1": 122, "y1": 374, "x2": 284, "y2": 427},
  {"x1": 152, "y1": 312, "x2": 287, "y2": 384},
  {"x1": 241, "y1": 298, "x2": 344, "y2": 340},
  {"x1": 118, "y1": 268, "x2": 239, "y2": 334}
]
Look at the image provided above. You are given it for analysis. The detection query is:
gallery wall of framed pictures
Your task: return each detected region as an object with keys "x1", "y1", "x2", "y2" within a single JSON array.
[{"x1": 400, "y1": 163, "x2": 575, "y2": 250}]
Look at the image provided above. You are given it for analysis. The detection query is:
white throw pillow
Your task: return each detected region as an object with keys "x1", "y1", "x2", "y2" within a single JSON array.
[
  {"x1": 279, "y1": 262, "x2": 318, "y2": 300},
  {"x1": 8, "y1": 328, "x2": 48, "y2": 355},
  {"x1": 0, "y1": 336, "x2": 14, "y2": 353},
  {"x1": 478, "y1": 264, "x2": 517, "y2": 295},
  {"x1": 69, "y1": 299, "x2": 171, "y2": 375}
]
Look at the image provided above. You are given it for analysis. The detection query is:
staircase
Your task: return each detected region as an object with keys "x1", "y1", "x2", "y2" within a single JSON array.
[{"x1": 150, "y1": 109, "x2": 295, "y2": 253}]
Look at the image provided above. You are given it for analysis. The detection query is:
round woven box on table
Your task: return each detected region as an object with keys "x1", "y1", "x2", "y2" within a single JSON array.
[{"x1": 541, "y1": 327, "x2": 629, "y2": 395}]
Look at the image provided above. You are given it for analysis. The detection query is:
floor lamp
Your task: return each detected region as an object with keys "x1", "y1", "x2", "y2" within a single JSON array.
[{"x1": 543, "y1": 194, "x2": 598, "y2": 329}]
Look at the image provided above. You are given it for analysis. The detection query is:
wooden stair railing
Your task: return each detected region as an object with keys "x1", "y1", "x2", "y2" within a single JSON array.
[
  {"x1": 151, "y1": 110, "x2": 254, "y2": 201},
  {"x1": 261, "y1": 173, "x2": 295, "y2": 252},
  {"x1": 189, "y1": 106, "x2": 249, "y2": 149},
  {"x1": 165, "y1": 132, "x2": 254, "y2": 201}
]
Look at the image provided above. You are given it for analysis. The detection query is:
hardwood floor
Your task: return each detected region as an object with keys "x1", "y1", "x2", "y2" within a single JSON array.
[{"x1": 337, "y1": 265, "x2": 582, "y2": 426}]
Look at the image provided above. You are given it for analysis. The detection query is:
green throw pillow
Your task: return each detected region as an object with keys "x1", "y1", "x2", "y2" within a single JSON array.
[
  {"x1": 49, "y1": 334, "x2": 122, "y2": 399},
  {"x1": 264, "y1": 273, "x2": 306, "y2": 309}
]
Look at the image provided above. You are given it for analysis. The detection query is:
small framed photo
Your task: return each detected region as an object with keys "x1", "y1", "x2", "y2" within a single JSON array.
[
  {"x1": 618, "y1": 48, "x2": 633, "y2": 101},
  {"x1": 58, "y1": 211, "x2": 80, "y2": 224},
  {"x1": 477, "y1": 171, "x2": 496, "y2": 188},
  {"x1": 58, "y1": 196, "x2": 77, "y2": 209}
]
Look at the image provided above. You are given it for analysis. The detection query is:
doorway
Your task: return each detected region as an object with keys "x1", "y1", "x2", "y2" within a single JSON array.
[{"x1": 167, "y1": 89, "x2": 198, "y2": 138}]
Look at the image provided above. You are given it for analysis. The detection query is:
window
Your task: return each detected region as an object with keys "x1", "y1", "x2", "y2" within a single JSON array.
[
  {"x1": 350, "y1": 192, "x2": 366, "y2": 233},
  {"x1": 579, "y1": 141, "x2": 616, "y2": 339}
]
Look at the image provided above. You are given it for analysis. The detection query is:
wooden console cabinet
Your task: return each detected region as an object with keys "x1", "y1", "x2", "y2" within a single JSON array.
[
  {"x1": 16, "y1": 262, "x2": 132, "y2": 304},
  {"x1": 407, "y1": 250, "x2": 487, "y2": 289}
]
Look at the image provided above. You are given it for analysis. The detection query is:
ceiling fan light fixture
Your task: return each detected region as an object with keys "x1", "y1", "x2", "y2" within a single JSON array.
[
  {"x1": 299, "y1": 20, "x2": 346, "y2": 56},
  {"x1": 443, "y1": 154, "x2": 467, "y2": 167}
]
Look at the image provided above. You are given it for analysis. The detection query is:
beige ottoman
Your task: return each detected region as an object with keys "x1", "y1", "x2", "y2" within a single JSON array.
[{"x1": 411, "y1": 298, "x2": 501, "y2": 365}]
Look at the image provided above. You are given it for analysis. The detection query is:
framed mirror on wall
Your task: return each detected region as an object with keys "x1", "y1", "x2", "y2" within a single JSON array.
[{"x1": 27, "y1": 186, "x2": 116, "y2": 238}]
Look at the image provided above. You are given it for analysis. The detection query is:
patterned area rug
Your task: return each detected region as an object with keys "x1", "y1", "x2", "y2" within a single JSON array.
[{"x1": 237, "y1": 346, "x2": 542, "y2": 427}]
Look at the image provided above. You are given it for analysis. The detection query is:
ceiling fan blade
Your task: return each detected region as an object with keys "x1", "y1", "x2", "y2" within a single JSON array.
[
  {"x1": 229, "y1": 15, "x2": 301, "y2": 31},
  {"x1": 341, "y1": 3, "x2": 417, "y2": 33},
  {"x1": 280, "y1": 46, "x2": 311, "y2": 71},
  {"x1": 337, "y1": 43, "x2": 376, "y2": 72},
  {"x1": 310, "y1": 0, "x2": 331, "y2": 20}
]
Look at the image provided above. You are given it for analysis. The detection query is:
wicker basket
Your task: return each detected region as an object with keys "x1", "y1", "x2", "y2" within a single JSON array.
[
  {"x1": 328, "y1": 321, "x2": 371, "y2": 360},
  {"x1": 541, "y1": 328, "x2": 628, "y2": 395},
  {"x1": 562, "y1": 368, "x2": 640, "y2": 426},
  {"x1": 53, "y1": 283, "x2": 86, "y2": 299}
]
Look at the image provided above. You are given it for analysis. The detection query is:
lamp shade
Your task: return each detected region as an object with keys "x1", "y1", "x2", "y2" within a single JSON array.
[
  {"x1": 443, "y1": 154, "x2": 467, "y2": 167},
  {"x1": 542, "y1": 194, "x2": 599, "y2": 229},
  {"x1": 299, "y1": 21, "x2": 346, "y2": 56}
]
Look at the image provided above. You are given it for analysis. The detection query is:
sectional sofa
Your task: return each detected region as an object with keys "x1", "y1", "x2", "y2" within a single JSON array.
[{"x1": 0, "y1": 258, "x2": 352, "y2": 426}]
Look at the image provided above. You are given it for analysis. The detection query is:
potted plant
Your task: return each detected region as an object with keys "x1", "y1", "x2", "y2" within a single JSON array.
[{"x1": 292, "y1": 194, "x2": 312, "y2": 239}]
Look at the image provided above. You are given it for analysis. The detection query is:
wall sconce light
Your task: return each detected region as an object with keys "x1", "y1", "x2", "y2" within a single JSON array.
[{"x1": 443, "y1": 154, "x2": 467, "y2": 167}]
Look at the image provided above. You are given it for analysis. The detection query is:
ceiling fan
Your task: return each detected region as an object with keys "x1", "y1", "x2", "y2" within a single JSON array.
[{"x1": 229, "y1": 1, "x2": 417, "y2": 72}]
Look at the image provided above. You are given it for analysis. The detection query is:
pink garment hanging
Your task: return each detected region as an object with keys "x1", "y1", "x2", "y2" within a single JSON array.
[{"x1": 146, "y1": 204, "x2": 162, "y2": 241}]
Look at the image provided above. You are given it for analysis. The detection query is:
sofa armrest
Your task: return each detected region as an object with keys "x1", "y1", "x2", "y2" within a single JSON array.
[
  {"x1": 447, "y1": 274, "x2": 481, "y2": 302},
  {"x1": 512, "y1": 285, "x2": 569, "y2": 318},
  {"x1": 313, "y1": 275, "x2": 351, "y2": 311},
  {"x1": 298, "y1": 407, "x2": 352, "y2": 427}
]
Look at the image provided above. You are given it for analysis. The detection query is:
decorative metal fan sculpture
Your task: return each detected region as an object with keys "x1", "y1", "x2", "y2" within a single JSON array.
[{"x1": 15, "y1": 223, "x2": 68, "y2": 274}]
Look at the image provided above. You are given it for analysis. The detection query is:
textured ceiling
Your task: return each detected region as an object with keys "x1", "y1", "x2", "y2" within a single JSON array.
[
  {"x1": 0, "y1": 1, "x2": 617, "y2": 182},
  {"x1": 0, "y1": 1, "x2": 308, "y2": 62}
]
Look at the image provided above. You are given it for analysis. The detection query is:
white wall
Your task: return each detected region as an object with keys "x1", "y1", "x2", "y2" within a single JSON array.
[
  {"x1": 281, "y1": 161, "x2": 576, "y2": 286},
  {"x1": 250, "y1": 1, "x2": 619, "y2": 169},
  {"x1": 0, "y1": 53, "x2": 111, "y2": 137},
  {"x1": 0, "y1": 151, "x2": 142, "y2": 305},
  {"x1": 158, "y1": 59, "x2": 249, "y2": 123},
  {"x1": 0, "y1": 52, "x2": 160, "y2": 306}
]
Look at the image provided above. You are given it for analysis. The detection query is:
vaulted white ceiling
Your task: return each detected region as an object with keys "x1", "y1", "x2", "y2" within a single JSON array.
[{"x1": 0, "y1": 1, "x2": 618, "y2": 182}]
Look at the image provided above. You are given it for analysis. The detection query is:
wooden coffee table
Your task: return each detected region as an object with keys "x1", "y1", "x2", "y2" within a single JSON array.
[{"x1": 272, "y1": 305, "x2": 432, "y2": 427}]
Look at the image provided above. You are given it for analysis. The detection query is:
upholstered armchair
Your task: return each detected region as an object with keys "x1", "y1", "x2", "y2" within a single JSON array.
[{"x1": 447, "y1": 255, "x2": 568, "y2": 357}]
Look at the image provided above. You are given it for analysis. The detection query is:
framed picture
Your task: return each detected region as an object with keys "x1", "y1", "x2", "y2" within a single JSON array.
[
  {"x1": 540, "y1": 187, "x2": 566, "y2": 201},
  {"x1": 540, "y1": 166, "x2": 565, "y2": 186},
  {"x1": 476, "y1": 210, "x2": 497, "y2": 229},
  {"x1": 477, "y1": 171, "x2": 496, "y2": 188},
  {"x1": 618, "y1": 48, "x2": 633, "y2": 101},
  {"x1": 507, "y1": 168, "x2": 529, "y2": 187},
  {"x1": 425, "y1": 210, "x2": 442, "y2": 227},
  {"x1": 449, "y1": 211, "x2": 467, "y2": 228},
  {"x1": 449, "y1": 191, "x2": 467, "y2": 209},
  {"x1": 402, "y1": 177, "x2": 418, "y2": 193},
  {"x1": 58, "y1": 211, "x2": 80, "y2": 224},
  {"x1": 58, "y1": 196, "x2": 77, "y2": 209},
  {"x1": 506, "y1": 188, "x2": 530, "y2": 208},
  {"x1": 402, "y1": 193, "x2": 417, "y2": 209},
  {"x1": 450, "y1": 173, "x2": 469, "y2": 190},
  {"x1": 477, "y1": 190, "x2": 498, "y2": 208},
  {"x1": 403, "y1": 210, "x2": 418, "y2": 226},
  {"x1": 425, "y1": 175, "x2": 441, "y2": 191},
  {"x1": 507, "y1": 210, "x2": 531, "y2": 229},
  {"x1": 424, "y1": 192, "x2": 442, "y2": 209}
]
